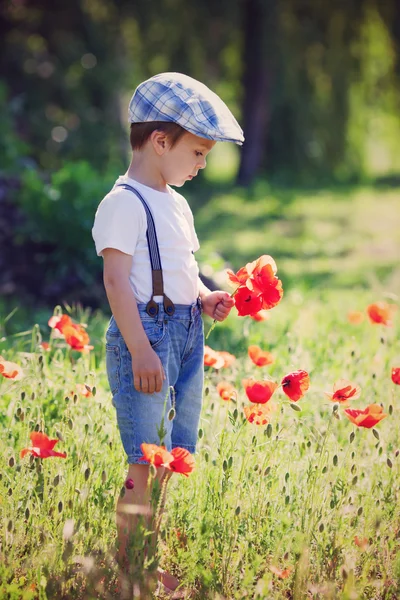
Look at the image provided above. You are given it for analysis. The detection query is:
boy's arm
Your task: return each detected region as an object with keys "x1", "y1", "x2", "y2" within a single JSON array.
[
  {"x1": 198, "y1": 276, "x2": 235, "y2": 322},
  {"x1": 103, "y1": 248, "x2": 165, "y2": 394}
]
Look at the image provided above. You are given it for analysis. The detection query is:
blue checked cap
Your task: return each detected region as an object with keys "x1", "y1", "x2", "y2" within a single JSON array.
[{"x1": 128, "y1": 72, "x2": 244, "y2": 145}]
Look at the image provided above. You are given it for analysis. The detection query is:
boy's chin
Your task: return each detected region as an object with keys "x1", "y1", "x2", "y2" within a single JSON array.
[{"x1": 168, "y1": 180, "x2": 186, "y2": 188}]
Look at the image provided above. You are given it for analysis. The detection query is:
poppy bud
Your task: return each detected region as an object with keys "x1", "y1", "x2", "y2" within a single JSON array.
[{"x1": 332, "y1": 403, "x2": 339, "y2": 414}]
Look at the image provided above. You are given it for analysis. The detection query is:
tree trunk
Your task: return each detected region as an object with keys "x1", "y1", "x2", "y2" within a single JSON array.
[{"x1": 237, "y1": 0, "x2": 277, "y2": 186}]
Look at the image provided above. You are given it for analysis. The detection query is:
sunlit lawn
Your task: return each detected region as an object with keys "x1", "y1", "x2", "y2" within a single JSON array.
[{"x1": 1, "y1": 185, "x2": 399, "y2": 599}]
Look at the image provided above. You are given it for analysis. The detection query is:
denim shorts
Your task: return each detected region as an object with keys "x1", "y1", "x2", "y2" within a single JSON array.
[{"x1": 105, "y1": 299, "x2": 204, "y2": 464}]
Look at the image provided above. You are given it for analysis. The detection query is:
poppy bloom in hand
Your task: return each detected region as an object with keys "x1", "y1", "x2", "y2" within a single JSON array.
[
  {"x1": 0, "y1": 356, "x2": 24, "y2": 380},
  {"x1": 248, "y1": 345, "x2": 274, "y2": 367},
  {"x1": 217, "y1": 381, "x2": 236, "y2": 401},
  {"x1": 367, "y1": 302, "x2": 397, "y2": 326},
  {"x1": 281, "y1": 370, "x2": 310, "y2": 402},
  {"x1": 227, "y1": 254, "x2": 283, "y2": 317},
  {"x1": 250, "y1": 310, "x2": 271, "y2": 322},
  {"x1": 325, "y1": 379, "x2": 361, "y2": 405},
  {"x1": 344, "y1": 404, "x2": 387, "y2": 428},
  {"x1": 243, "y1": 378, "x2": 278, "y2": 404},
  {"x1": 391, "y1": 367, "x2": 400, "y2": 385},
  {"x1": 20, "y1": 432, "x2": 67, "y2": 459}
]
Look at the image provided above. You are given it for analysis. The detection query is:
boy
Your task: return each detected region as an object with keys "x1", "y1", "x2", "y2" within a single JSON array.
[{"x1": 92, "y1": 72, "x2": 244, "y2": 595}]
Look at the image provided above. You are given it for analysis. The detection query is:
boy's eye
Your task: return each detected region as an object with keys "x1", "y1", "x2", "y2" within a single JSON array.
[{"x1": 195, "y1": 151, "x2": 203, "y2": 157}]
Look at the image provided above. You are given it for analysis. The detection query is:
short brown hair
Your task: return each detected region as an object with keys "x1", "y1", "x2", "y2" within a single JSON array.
[{"x1": 130, "y1": 121, "x2": 186, "y2": 151}]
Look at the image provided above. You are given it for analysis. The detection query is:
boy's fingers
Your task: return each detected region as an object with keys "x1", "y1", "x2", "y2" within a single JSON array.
[
  {"x1": 134, "y1": 373, "x2": 141, "y2": 392},
  {"x1": 140, "y1": 376, "x2": 149, "y2": 394},
  {"x1": 147, "y1": 375, "x2": 156, "y2": 395},
  {"x1": 155, "y1": 373, "x2": 163, "y2": 393}
]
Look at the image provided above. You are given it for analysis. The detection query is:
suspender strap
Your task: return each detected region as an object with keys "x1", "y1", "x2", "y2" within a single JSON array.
[{"x1": 116, "y1": 183, "x2": 175, "y2": 316}]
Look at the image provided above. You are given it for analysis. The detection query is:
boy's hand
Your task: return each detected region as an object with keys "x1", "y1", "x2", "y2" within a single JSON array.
[
  {"x1": 131, "y1": 345, "x2": 166, "y2": 394},
  {"x1": 202, "y1": 291, "x2": 235, "y2": 321}
]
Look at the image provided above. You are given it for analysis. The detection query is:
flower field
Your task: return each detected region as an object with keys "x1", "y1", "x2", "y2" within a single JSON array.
[{"x1": 1, "y1": 187, "x2": 400, "y2": 599}]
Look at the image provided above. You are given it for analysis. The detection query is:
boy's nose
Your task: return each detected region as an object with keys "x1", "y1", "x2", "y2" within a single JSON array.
[{"x1": 198, "y1": 157, "x2": 207, "y2": 170}]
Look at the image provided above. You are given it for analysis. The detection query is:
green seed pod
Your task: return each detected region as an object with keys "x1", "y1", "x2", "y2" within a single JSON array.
[
  {"x1": 7, "y1": 520, "x2": 13, "y2": 532},
  {"x1": 53, "y1": 475, "x2": 60, "y2": 487},
  {"x1": 322, "y1": 466, "x2": 327, "y2": 474},
  {"x1": 204, "y1": 387, "x2": 209, "y2": 396},
  {"x1": 349, "y1": 431, "x2": 355, "y2": 443},
  {"x1": 101, "y1": 470, "x2": 107, "y2": 483},
  {"x1": 92, "y1": 386, "x2": 97, "y2": 396},
  {"x1": 285, "y1": 495, "x2": 290, "y2": 505},
  {"x1": 228, "y1": 456, "x2": 233, "y2": 469},
  {"x1": 235, "y1": 505, "x2": 241, "y2": 516},
  {"x1": 389, "y1": 405, "x2": 393, "y2": 415},
  {"x1": 264, "y1": 466, "x2": 271, "y2": 476},
  {"x1": 333, "y1": 455, "x2": 338, "y2": 466},
  {"x1": 222, "y1": 459, "x2": 228, "y2": 472},
  {"x1": 266, "y1": 424, "x2": 273, "y2": 438},
  {"x1": 352, "y1": 475, "x2": 358, "y2": 485},
  {"x1": 319, "y1": 523, "x2": 324, "y2": 532},
  {"x1": 204, "y1": 451, "x2": 209, "y2": 463},
  {"x1": 290, "y1": 403, "x2": 301, "y2": 412},
  {"x1": 84, "y1": 467, "x2": 90, "y2": 481},
  {"x1": 168, "y1": 408, "x2": 176, "y2": 421},
  {"x1": 21, "y1": 391, "x2": 26, "y2": 400},
  {"x1": 387, "y1": 458, "x2": 393, "y2": 469},
  {"x1": 357, "y1": 506, "x2": 363, "y2": 516},
  {"x1": 58, "y1": 501, "x2": 63, "y2": 513},
  {"x1": 285, "y1": 472, "x2": 289, "y2": 481},
  {"x1": 8, "y1": 456, "x2": 15, "y2": 468},
  {"x1": 25, "y1": 507, "x2": 30, "y2": 519},
  {"x1": 372, "y1": 429, "x2": 380, "y2": 440},
  {"x1": 67, "y1": 418, "x2": 73, "y2": 430}
]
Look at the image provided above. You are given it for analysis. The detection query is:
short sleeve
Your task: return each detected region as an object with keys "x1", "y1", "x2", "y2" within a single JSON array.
[
  {"x1": 174, "y1": 192, "x2": 200, "y2": 252},
  {"x1": 92, "y1": 189, "x2": 146, "y2": 257}
]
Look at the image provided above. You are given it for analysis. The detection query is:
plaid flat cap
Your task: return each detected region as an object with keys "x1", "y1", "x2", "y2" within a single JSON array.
[{"x1": 128, "y1": 72, "x2": 244, "y2": 145}]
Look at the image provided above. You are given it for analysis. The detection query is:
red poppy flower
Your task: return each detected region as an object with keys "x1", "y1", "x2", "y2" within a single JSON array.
[
  {"x1": 227, "y1": 265, "x2": 252, "y2": 287},
  {"x1": 269, "y1": 565, "x2": 292, "y2": 579},
  {"x1": 344, "y1": 404, "x2": 387, "y2": 428},
  {"x1": 217, "y1": 381, "x2": 236, "y2": 401},
  {"x1": 40, "y1": 342, "x2": 50, "y2": 351},
  {"x1": 354, "y1": 536, "x2": 368, "y2": 551},
  {"x1": 367, "y1": 302, "x2": 397, "y2": 326},
  {"x1": 325, "y1": 379, "x2": 361, "y2": 405},
  {"x1": 20, "y1": 432, "x2": 67, "y2": 459},
  {"x1": 281, "y1": 370, "x2": 310, "y2": 401},
  {"x1": 243, "y1": 404, "x2": 271, "y2": 425},
  {"x1": 234, "y1": 286, "x2": 263, "y2": 317},
  {"x1": 391, "y1": 367, "x2": 400, "y2": 385},
  {"x1": 248, "y1": 345, "x2": 274, "y2": 367},
  {"x1": 0, "y1": 356, "x2": 24, "y2": 380},
  {"x1": 76, "y1": 383, "x2": 93, "y2": 397},
  {"x1": 49, "y1": 313, "x2": 93, "y2": 351},
  {"x1": 165, "y1": 447, "x2": 195, "y2": 477},
  {"x1": 250, "y1": 310, "x2": 271, "y2": 322},
  {"x1": 139, "y1": 443, "x2": 173, "y2": 466},
  {"x1": 243, "y1": 378, "x2": 278, "y2": 404},
  {"x1": 347, "y1": 311, "x2": 364, "y2": 324},
  {"x1": 219, "y1": 351, "x2": 236, "y2": 368},
  {"x1": 204, "y1": 346, "x2": 225, "y2": 369}
]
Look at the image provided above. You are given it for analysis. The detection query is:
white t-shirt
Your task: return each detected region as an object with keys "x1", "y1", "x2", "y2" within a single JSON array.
[{"x1": 92, "y1": 175, "x2": 200, "y2": 305}]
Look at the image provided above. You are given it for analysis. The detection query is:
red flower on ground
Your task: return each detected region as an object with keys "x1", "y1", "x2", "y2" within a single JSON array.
[
  {"x1": 281, "y1": 370, "x2": 310, "y2": 402},
  {"x1": 217, "y1": 381, "x2": 236, "y2": 401},
  {"x1": 391, "y1": 367, "x2": 400, "y2": 385},
  {"x1": 248, "y1": 345, "x2": 274, "y2": 367},
  {"x1": 165, "y1": 447, "x2": 195, "y2": 477},
  {"x1": 344, "y1": 404, "x2": 387, "y2": 428},
  {"x1": 325, "y1": 379, "x2": 361, "y2": 405},
  {"x1": 354, "y1": 536, "x2": 368, "y2": 551},
  {"x1": 139, "y1": 443, "x2": 173, "y2": 467},
  {"x1": 243, "y1": 378, "x2": 278, "y2": 404},
  {"x1": 250, "y1": 310, "x2": 271, "y2": 322},
  {"x1": 244, "y1": 404, "x2": 271, "y2": 426},
  {"x1": 219, "y1": 351, "x2": 236, "y2": 368},
  {"x1": 204, "y1": 346, "x2": 225, "y2": 369},
  {"x1": 49, "y1": 314, "x2": 93, "y2": 351},
  {"x1": 20, "y1": 432, "x2": 67, "y2": 459},
  {"x1": 40, "y1": 342, "x2": 50, "y2": 351},
  {"x1": 0, "y1": 356, "x2": 24, "y2": 380},
  {"x1": 367, "y1": 302, "x2": 397, "y2": 326},
  {"x1": 347, "y1": 311, "x2": 364, "y2": 324},
  {"x1": 76, "y1": 383, "x2": 93, "y2": 397},
  {"x1": 269, "y1": 565, "x2": 292, "y2": 579}
]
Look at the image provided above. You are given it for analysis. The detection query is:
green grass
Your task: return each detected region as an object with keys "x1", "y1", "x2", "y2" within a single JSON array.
[{"x1": 0, "y1": 185, "x2": 399, "y2": 599}]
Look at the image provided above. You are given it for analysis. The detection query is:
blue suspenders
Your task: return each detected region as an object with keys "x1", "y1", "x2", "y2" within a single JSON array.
[{"x1": 116, "y1": 183, "x2": 175, "y2": 317}]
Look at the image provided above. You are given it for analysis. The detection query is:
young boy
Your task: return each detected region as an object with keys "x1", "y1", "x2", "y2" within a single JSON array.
[{"x1": 92, "y1": 72, "x2": 244, "y2": 594}]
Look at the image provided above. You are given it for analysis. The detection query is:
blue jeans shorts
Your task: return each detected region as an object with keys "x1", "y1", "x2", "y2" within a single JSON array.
[{"x1": 105, "y1": 298, "x2": 204, "y2": 464}]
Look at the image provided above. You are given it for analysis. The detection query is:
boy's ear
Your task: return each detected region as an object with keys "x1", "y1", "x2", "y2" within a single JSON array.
[{"x1": 150, "y1": 130, "x2": 169, "y2": 155}]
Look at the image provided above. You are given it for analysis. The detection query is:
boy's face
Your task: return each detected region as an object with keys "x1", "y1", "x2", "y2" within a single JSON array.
[{"x1": 161, "y1": 132, "x2": 216, "y2": 187}]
